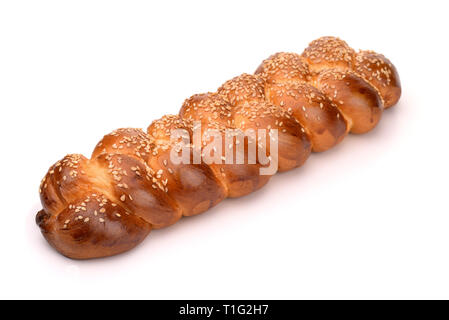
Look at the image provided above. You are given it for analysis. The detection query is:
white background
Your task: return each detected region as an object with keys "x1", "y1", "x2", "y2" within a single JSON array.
[{"x1": 0, "y1": 0, "x2": 448, "y2": 299}]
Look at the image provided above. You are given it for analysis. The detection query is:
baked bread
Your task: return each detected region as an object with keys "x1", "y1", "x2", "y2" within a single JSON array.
[{"x1": 36, "y1": 37, "x2": 401, "y2": 259}]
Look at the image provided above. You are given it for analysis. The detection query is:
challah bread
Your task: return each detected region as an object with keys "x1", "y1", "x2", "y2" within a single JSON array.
[{"x1": 36, "y1": 37, "x2": 401, "y2": 259}]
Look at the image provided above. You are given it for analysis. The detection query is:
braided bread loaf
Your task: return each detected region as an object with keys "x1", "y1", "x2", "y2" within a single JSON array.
[{"x1": 36, "y1": 37, "x2": 401, "y2": 259}]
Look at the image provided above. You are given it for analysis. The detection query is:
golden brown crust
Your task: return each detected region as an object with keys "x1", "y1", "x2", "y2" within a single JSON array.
[
  {"x1": 255, "y1": 52, "x2": 310, "y2": 84},
  {"x1": 302, "y1": 36, "x2": 356, "y2": 73},
  {"x1": 146, "y1": 148, "x2": 227, "y2": 216},
  {"x1": 234, "y1": 101, "x2": 312, "y2": 171},
  {"x1": 180, "y1": 92, "x2": 272, "y2": 198},
  {"x1": 180, "y1": 93, "x2": 234, "y2": 129},
  {"x1": 147, "y1": 115, "x2": 227, "y2": 216},
  {"x1": 265, "y1": 82, "x2": 348, "y2": 152},
  {"x1": 315, "y1": 70, "x2": 383, "y2": 134},
  {"x1": 218, "y1": 73, "x2": 266, "y2": 106},
  {"x1": 354, "y1": 50, "x2": 401, "y2": 108},
  {"x1": 147, "y1": 114, "x2": 194, "y2": 144},
  {"x1": 36, "y1": 193, "x2": 151, "y2": 259},
  {"x1": 92, "y1": 153, "x2": 182, "y2": 229},
  {"x1": 91, "y1": 128, "x2": 154, "y2": 162},
  {"x1": 36, "y1": 36, "x2": 401, "y2": 259},
  {"x1": 90, "y1": 129, "x2": 182, "y2": 228},
  {"x1": 219, "y1": 73, "x2": 312, "y2": 171},
  {"x1": 39, "y1": 154, "x2": 91, "y2": 214}
]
